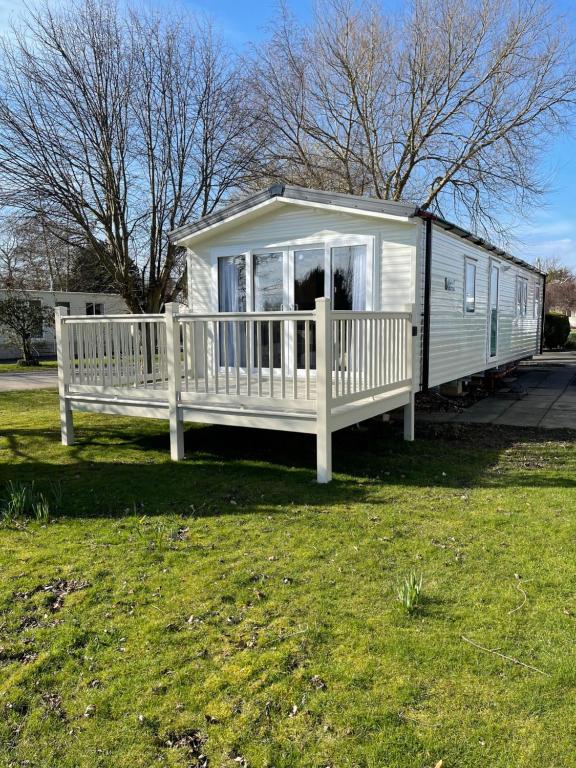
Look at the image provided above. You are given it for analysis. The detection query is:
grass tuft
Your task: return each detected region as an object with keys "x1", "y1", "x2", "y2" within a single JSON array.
[{"x1": 397, "y1": 571, "x2": 423, "y2": 614}]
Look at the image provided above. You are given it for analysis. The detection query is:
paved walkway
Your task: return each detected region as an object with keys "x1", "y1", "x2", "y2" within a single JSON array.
[
  {"x1": 0, "y1": 370, "x2": 58, "y2": 391},
  {"x1": 421, "y1": 351, "x2": 576, "y2": 430}
]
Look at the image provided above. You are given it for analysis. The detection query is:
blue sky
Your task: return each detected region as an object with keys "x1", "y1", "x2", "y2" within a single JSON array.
[{"x1": 0, "y1": 0, "x2": 574, "y2": 269}]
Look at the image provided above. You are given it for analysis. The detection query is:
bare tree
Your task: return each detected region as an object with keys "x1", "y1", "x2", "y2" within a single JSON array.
[
  {"x1": 536, "y1": 256, "x2": 576, "y2": 313},
  {"x1": 0, "y1": 0, "x2": 260, "y2": 312},
  {"x1": 250, "y1": 0, "x2": 576, "y2": 234},
  {"x1": 0, "y1": 212, "x2": 80, "y2": 291}
]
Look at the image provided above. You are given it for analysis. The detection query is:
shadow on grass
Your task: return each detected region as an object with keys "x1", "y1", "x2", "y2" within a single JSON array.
[{"x1": 2, "y1": 410, "x2": 576, "y2": 521}]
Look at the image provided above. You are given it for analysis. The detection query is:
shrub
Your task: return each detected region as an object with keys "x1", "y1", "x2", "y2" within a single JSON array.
[
  {"x1": 544, "y1": 313, "x2": 571, "y2": 350},
  {"x1": 397, "y1": 572, "x2": 423, "y2": 614}
]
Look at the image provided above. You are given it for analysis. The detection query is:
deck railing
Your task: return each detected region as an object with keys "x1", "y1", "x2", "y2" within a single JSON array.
[
  {"x1": 61, "y1": 314, "x2": 168, "y2": 392},
  {"x1": 177, "y1": 311, "x2": 317, "y2": 405},
  {"x1": 331, "y1": 311, "x2": 411, "y2": 405},
  {"x1": 56, "y1": 300, "x2": 413, "y2": 410}
]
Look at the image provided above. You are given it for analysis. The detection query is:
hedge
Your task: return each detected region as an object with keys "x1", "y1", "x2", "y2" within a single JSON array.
[{"x1": 543, "y1": 312, "x2": 571, "y2": 350}]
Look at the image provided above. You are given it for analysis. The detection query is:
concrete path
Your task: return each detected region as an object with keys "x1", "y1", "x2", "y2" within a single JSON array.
[
  {"x1": 0, "y1": 370, "x2": 58, "y2": 391},
  {"x1": 420, "y1": 351, "x2": 576, "y2": 430}
]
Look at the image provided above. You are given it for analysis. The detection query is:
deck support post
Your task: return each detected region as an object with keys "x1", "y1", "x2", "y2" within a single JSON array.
[
  {"x1": 55, "y1": 306, "x2": 74, "y2": 445},
  {"x1": 403, "y1": 391, "x2": 415, "y2": 442},
  {"x1": 166, "y1": 303, "x2": 184, "y2": 461},
  {"x1": 315, "y1": 297, "x2": 332, "y2": 483}
]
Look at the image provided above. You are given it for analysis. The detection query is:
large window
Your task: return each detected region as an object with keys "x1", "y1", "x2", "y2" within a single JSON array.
[
  {"x1": 516, "y1": 276, "x2": 528, "y2": 317},
  {"x1": 464, "y1": 259, "x2": 476, "y2": 313},
  {"x1": 332, "y1": 245, "x2": 366, "y2": 310}
]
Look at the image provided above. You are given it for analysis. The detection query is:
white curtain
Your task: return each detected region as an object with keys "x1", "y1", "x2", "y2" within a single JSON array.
[
  {"x1": 218, "y1": 257, "x2": 245, "y2": 366},
  {"x1": 219, "y1": 258, "x2": 239, "y2": 312}
]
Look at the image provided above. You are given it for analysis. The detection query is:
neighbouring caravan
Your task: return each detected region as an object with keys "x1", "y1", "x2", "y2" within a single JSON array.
[
  {"x1": 0, "y1": 289, "x2": 127, "y2": 360},
  {"x1": 54, "y1": 186, "x2": 545, "y2": 481}
]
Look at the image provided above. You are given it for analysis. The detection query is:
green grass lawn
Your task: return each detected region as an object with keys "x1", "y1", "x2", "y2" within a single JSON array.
[
  {"x1": 0, "y1": 360, "x2": 57, "y2": 373},
  {"x1": 1, "y1": 391, "x2": 575, "y2": 767}
]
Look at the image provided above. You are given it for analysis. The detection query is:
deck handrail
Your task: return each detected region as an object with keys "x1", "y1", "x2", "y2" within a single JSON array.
[
  {"x1": 177, "y1": 310, "x2": 315, "y2": 321},
  {"x1": 60, "y1": 313, "x2": 163, "y2": 322}
]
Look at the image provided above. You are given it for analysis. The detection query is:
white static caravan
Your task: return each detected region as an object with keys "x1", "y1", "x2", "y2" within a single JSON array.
[
  {"x1": 55, "y1": 186, "x2": 545, "y2": 482},
  {"x1": 0, "y1": 289, "x2": 128, "y2": 360}
]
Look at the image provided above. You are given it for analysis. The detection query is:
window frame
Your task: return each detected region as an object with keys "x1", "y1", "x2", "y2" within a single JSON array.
[{"x1": 463, "y1": 257, "x2": 477, "y2": 315}]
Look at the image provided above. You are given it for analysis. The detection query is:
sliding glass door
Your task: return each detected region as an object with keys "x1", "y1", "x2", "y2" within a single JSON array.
[{"x1": 216, "y1": 242, "x2": 370, "y2": 376}]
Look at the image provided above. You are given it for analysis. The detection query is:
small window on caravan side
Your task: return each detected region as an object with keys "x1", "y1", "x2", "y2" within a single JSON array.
[
  {"x1": 464, "y1": 259, "x2": 476, "y2": 313},
  {"x1": 516, "y1": 276, "x2": 528, "y2": 317},
  {"x1": 534, "y1": 282, "x2": 541, "y2": 318}
]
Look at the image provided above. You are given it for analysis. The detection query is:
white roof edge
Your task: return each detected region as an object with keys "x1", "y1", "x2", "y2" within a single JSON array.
[{"x1": 172, "y1": 195, "x2": 413, "y2": 248}]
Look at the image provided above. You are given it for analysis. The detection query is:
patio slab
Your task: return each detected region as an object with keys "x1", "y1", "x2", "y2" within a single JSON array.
[{"x1": 419, "y1": 351, "x2": 576, "y2": 431}]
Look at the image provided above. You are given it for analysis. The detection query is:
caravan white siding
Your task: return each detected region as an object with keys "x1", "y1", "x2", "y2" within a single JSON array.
[
  {"x1": 186, "y1": 204, "x2": 418, "y2": 313},
  {"x1": 427, "y1": 225, "x2": 543, "y2": 388}
]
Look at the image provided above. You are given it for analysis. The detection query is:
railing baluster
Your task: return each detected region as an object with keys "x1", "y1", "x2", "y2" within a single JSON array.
[
  {"x1": 280, "y1": 320, "x2": 285, "y2": 399},
  {"x1": 223, "y1": 321, "x2": 229, "y2": 394},
  {"x1": 257, "y1": 321, "x2": 262, "y2": 397},
  {"x1": 292, "y1": 319, "x2": 297, "y2": 399},
  {"x1": 363, "y1": 318, "x2": 368, "y2": 392},
  {"x1": 268, "y1": 319, "x2": 273, "y2": 398},
  {"x1": 305, "y1": 320, "x2": 310, "y2": 400},
  {"x1": 202, "y1": 320, "x2": 210, "y2": 392},
  {"x1": 235, "y1": 321, "x2": 241, "y2": 395},
  {"x1": 211, "y1": 320, "x2": 217, "y2": 394},
  {"x1": 247, "y1": 320, "x2": 252, "y2": 397}
]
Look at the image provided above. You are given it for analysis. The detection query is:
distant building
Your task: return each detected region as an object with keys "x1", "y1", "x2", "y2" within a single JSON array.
[{"x1": 0, "y1": 289, "x2": 127, "y2": 360}]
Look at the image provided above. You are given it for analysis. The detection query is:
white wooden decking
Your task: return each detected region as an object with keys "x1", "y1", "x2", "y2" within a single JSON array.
[{"x1": 55, "y1": 299, "x2": 416, "y2": 482}]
